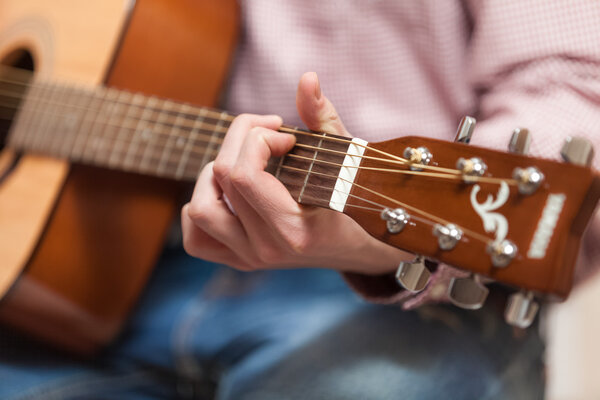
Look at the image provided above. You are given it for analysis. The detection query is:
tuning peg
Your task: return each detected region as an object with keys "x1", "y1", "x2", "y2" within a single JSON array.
[
  {"x1": 448, "y1": 275, "x2": 489, "y2": 310},
  {"x1": 433, "y1": 223, "x2": 462, "y2": 250},
  {"x1": 561, "y1": 137, "x2": 594, "y2": 167},
  {"x1": 403, "y1": 146, "x2": 433, "y2": 171},
  {"x1": 381, "y1": 207, "x2": 410, "y2": 233},
  {"x1": 504, "y1": 291, "x2": 539, "y2": 328},
  {"x1": 396, "y1": 256, "x2": 431, "y2": 293},
  {"x1": 508, "y1": 128, "x2": 531, "y2": 155},
  {"x1": 454, "y1": 116, "x2": 476, "y2": 143}
]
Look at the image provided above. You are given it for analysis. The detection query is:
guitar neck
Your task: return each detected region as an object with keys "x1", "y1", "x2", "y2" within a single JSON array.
[
  {"x1": 2, "y1": 73, "x2": 351, "y2": 203},
  {"x1": 5, "y1": 80, "x2": 231, "y2": 181}
]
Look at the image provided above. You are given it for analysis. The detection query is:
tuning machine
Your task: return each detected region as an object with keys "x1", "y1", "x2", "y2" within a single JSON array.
[
  {"x1": 396, "y1": 256, "x2": 431, "y2": 293},
  {"x1": 561, "y1": 136, "x2": 594, "y2": 167},
  {"x1": 448, "y1": 274, "x2": 489, "y2": 310},
  {"x1": 504, "y1": 291, "x2": 539, "y2": 328},
  {"x1": 381, "y1": 208, "x2": 410, "y2": 233}
]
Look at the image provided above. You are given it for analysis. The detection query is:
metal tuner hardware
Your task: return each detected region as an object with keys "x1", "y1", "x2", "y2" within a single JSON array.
[
  {"x1": 457, "y1": 157, "x2": 487, "y2": 182},
  {"x1": 561, "y1": 137, "x2": 595, "y2": 167},
  {"x1": 454, "y1": 116, "x2": 476, "y2": 144},
  {"x1": 381, "y1": 208, "x2": 410, "y2": 234},
  {"x1": 513, "y1": 166, "x2": 544, "y2": 195},
  {"x1": 433, "y1": 223, "x2": 462, "y2": 251},
  {"x1": 395, "y1": 256, "x2": 431, "y2": 293},
  {"x1": 504, "y1": 291, "x2": 539, "y2": 328},
  {"x1": 487, "y1": 239, "x2": 518, "y2": 268},
  {"x1": 503, "y1": 129, "x2": 539, "y2": 328},
  {"x1": 508, "y1": 128, "x2": 531, "y2": 155},
  {"x1": 448, "y1": 275, "x2": 489, "y2": 310},
  {"x1": 403, "y1": 147, "x2": 432, "y2": 171}
]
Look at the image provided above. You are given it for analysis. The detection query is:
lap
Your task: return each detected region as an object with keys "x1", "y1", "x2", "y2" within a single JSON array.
[{"x1": 0, "y1": 248, "x2": 545, "y2": 400}]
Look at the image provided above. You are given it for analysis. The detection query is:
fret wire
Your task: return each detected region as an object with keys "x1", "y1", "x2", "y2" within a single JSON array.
[
  {"x1": 79, "y1": 89, "x2": 109, "y2": 163},
  {"x1": 18, "y1": 83, "x2": 43, "y2": 150},
  {"x1": 94, "y1": 88, "x2": 123, "y2": 165},
  {"x1": 30, "y1": 83, "x2": 56, "y2": 152},
  {"x1": 274, "y1": 156, "x2": 285, "y2": 179},
  {"x1": 71, "y1": 88, "x2": 103, "y2": 162},
  {"x1": 82, "y1": 87, "x2": 113, "y2": 163},
  {"x1": 176, "y1": 107, "x2": 207, "y2": 179},
  {"x1": 297, "y1": 132, "x2": 325, "y2": 203},
  {"x1": 107, "y1": 91, "x2": 134, "y2": 168},
  {"x1": 47, "y1": 84, "x2": 74, "y2": 155},
  {"x1": 140, "y1": 97, "x2": 169, "y2": 172},
  {"x1": 122, "y1": 93, "x2": 150, "y2": 170},
  {"x1": 58, "y1": 86, "x2": 91, "y2": 158},
  {"x1": 6, "y1": 83, "x2": 39, "y2": 148},
  {"x1": 134, "y1": 96, "x2": 160, "y2": 172},
  {"x1": 157, "y1": 101, "x2": 187, "y2": 176}
]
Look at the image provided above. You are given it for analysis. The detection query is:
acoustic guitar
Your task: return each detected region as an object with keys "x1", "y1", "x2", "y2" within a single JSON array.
[{"x1": 1, "y1": 0, "x2": 599, "y2": 356}]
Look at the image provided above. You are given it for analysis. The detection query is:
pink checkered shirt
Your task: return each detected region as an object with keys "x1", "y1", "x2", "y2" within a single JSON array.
[{"x1": 225, "y1": 0, "x2": 600, "y2": 308}]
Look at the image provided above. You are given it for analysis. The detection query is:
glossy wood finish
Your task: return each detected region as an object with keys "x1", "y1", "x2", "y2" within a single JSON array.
[
  {"x1": 347, "y1": 136, "x2": 600, "y2": 299},
  {"x1": 0, "y1": 0, "x2": 130, "y2": 313},
  {"x1": 0, "y1": 0, "x2": 239, "y2": 354}
]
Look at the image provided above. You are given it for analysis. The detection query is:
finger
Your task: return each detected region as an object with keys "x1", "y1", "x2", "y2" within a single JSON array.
[
  {"x1": 231, "y1": 127, "x2": 298, "y2": 214},
  {"x1": 181, "y1": 204, "x2": 253, "y2": 271},
  {"x1": 229, "y1": 127, "x2": 304, "y2": 255},
  {"x1": 187, "y1": 163, "x2": 258, "y2": 265},
  {"x1": 296, "y1": 72, "x2": 351, "y2": 137},
  {"x1": 216, "y1": 114, "x2": 283, "y2": 170}
]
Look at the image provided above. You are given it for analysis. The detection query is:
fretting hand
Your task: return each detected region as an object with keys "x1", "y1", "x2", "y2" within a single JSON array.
[{"x1": 181, "y1": 72, "x2": 412, "y2": 273}]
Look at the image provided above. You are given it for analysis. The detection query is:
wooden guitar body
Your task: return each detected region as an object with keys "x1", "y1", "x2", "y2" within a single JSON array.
[{"x1": 0, "y1": 0, "x2": 239, "y2": 354}]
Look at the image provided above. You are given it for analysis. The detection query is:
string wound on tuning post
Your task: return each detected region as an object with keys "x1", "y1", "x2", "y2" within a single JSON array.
[{"x1": 403, "y1": 146, "x2": 432, "y2": 171}]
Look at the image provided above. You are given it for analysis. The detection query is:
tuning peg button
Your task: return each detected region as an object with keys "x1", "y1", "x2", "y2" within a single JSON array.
[
  {"x1": 454, "y1": 116, "x2": 477, "y2": 144},
  {"x1": 508, "y1": 128, "x2": 531, "y2": 155},
  {"x1": 396, "y1": 257, "x2": 431, "y2": 293},
  {"x1": 504, "y1": 291, "x2": 539, "y2": 328},
  {"x1": 561, "y1": 137, "x2": 594, "y2": 167},
  {"x1": 448, "y1": 275, "x2": 489, "y2": 310}
]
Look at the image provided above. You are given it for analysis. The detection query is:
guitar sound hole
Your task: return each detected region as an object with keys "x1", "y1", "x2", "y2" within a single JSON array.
[{"x1": 0, "y1": 48, "x2": 35, "y2": 151}]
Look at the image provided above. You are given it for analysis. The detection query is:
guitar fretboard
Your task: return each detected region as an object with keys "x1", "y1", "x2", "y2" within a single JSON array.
[
  {"x1": 1, "y1": 74, "x2": 352, "y2": 207},
  {"x1": 7, "y1": 81, "x2": 232, "y2": 181}
]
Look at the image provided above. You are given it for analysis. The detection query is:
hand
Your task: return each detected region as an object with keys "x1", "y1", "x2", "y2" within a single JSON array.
[{"x1": 181, "y1": 72, "x2": 412, "y2": 274}]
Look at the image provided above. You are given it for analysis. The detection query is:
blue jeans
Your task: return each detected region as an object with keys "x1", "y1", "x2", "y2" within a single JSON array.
[{"x1": 0, "y1": 248, "x2": 545, "y2": 399}]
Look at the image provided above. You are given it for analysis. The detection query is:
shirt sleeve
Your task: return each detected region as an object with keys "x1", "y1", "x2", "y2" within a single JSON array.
[{"x1": 345, "y1": 0, "x2": 600, "y2": 306}]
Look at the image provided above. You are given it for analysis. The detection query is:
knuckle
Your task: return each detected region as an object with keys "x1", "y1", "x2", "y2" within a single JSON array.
[
  {"x1": 212, "y1": 159, "x2": 230, "y2": 183},
  {"x1": 187, "y1": 202, "x2": 211, "y2": 227},
  {"x1": 229, "y1": 164, "x2": 252, "y2": 189},
  {"x1": 256, "y1": 245, "x2": 284, "y2": 266},
  {"x1": 285, "y1": 232, "x2": 312, "y2": 255}
]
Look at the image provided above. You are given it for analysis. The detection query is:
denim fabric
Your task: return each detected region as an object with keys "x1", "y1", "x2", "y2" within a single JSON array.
[{"x1": 0, "y1": 247, "x2": 545, "y2": 399}]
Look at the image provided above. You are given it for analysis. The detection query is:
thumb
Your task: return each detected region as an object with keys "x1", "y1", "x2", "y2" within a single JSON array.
[{"x1": 296, "y1": 72, "x2": 351, "y2": 138}]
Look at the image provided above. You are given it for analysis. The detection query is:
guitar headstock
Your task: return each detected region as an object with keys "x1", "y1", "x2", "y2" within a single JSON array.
[{"x1": 339, "y1": 118, "x2": 600, "y2": 325}]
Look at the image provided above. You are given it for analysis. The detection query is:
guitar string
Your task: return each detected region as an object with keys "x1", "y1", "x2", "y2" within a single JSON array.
[
  {"x1": 0, "y1": 79, "x2": 499, "y2": 179},
  {"x1": 278, "y1": 179, "x2": 490, "y2": 248},
  {"x1": 1, "y1": 78, "x2": 497, "y2": 247},
  {"x1": 0, "y1": 99, "x2": 519, "y2": 187},
  {"x1": 279, "y1": 164, "x2": 493, "y2": 244},
  {"x1": 284, "y1": 153, "x2": 518, "y2": 186}
]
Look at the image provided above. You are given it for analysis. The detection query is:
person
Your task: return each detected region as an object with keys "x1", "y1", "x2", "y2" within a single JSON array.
[{"x1": 1, "y1": 1, "x2": 599, "y2": 399}]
